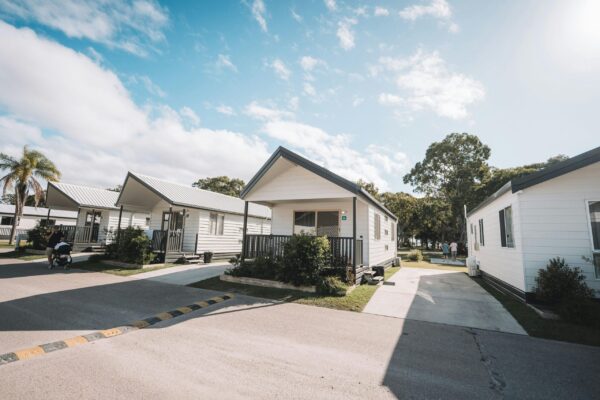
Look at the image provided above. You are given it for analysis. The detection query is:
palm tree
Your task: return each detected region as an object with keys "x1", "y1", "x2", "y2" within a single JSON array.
[{"x1": 0, "y1": 146, "x2": 61, "y2": 245}]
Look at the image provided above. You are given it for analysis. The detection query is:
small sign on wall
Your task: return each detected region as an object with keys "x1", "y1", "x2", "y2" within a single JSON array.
[{"x1": 341, "y1": 215, "x2": 347, "y2": 221}]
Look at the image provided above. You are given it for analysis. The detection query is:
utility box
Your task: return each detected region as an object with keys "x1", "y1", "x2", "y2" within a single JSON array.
[{"x1": 466, "y1": 257, "x2": 479, "y2": 277}]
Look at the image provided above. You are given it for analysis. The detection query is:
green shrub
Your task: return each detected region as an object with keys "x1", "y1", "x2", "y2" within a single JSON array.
[
  {"x1": 27, "y1": 224, "x2": 49, "y2": 250},
  {"x1": 106, "y1": 227, "x2": 153, "y2": 265},
  {"x1": 282, "y1": 234, "x2": 330, "y2": 286},
  {"x1": 316, "y1": 276, "x2": 347, "y2": 296},
  {"x1": 535, "y1": 258, "x2": 594, "y2": 304},
  {"x1": 226, "y1": 255, "x2": 281, "y2": 280},
  {"x1": 407, "y1": 249, "x2": 423, "y2": 262},
  {"x1": 535, "y1": 257, "x2": 596, "y2": 325}
]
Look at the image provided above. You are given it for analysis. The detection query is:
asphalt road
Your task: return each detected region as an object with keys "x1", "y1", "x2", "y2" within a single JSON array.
[{"x1": 1, "y1": 259, "x2": 599, "y2": 399}]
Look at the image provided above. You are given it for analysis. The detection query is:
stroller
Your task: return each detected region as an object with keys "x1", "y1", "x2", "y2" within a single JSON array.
[{"x1": 51, "y1": 242, "x2": 72, "y2": 270}]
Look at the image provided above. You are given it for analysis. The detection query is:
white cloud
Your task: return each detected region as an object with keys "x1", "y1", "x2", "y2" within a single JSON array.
[
  {"x1": 291, "y1": 8, "x2": 302, "y2": 23},
  {"x1": 0, "y1": 21, "x2": 270, "y2": 188},
  {"x1": 399, "y1": 0, "x2": 458, "y2": 33},
  {"x1": 251, "y1": 0, "x2": 268, "y2": 32},
  {"x1": 0, "y1": 0, "x2": 169, "y2": 56},
  {"x1": 269, "y1": 58, "x2": 291, "y2": 80},
  {"x1": 260, "y1": 120, "x2": 408, "y2": 191},
  {"x1": 324, "y1": 0, "x2": 337, "y2": 12},
  {"x1": 353, "y1": 7, "x2": 368, "y2": 17},
  {"x1": 352, "y1": 97, "x2": 364, "y2": 107},
  {"x1": 215, "y1": 105, "x2": 236, "y2": 116},
  {"x1": 374, "y1": 7, "x2": 389, "y2": 17},
  {"x1": 299, "y1": 56, "x2": 324, "y2": 72},
  {"x1": 179, "y1": 106, "x2": 200, "y2": 126},
  {"x1": 244, "y1": 101, "x2": 294, "y2": 121},
  {"x1": 303, "y1": 82, "x2": 317, "y2": 97},
  {"x1": 130, "y1": 75, "x2": 166, "y2": 98},
  {"x1": 375, "y1": 50, "x2": 485, "y2": 119},
  {"x1": 216, "y1": 54, "x2": 238, "y2": 72},
  {"x1": 337, "y1": 18, "x2": 357, "y2": 50}
]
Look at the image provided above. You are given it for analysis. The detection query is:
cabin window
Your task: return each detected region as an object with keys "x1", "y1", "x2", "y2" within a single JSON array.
[
  {"x1": 391, "y1": 222, "x2": 396, "y2": 241},
  {"x1": 499, "y1": 206, "x2": 514, "y2": 248},
  {"x1": 209, "y1": 213, "x2": 225, "y2": 235},
  {"x1": 374, "y1": 214, "x2": 381, "y2": 240},
  {"x1": 1, "y1": 216, "x2": 14, "y2": 225},
  {"x1": 293, "y1": 211, "x2": 339, "y2": 236},
  {"x1": 478, "y1": 219, "x2": 485, "y2": 246},
  {"x1": 145, "y1": 217, "x2": 151, "y2": 226}
]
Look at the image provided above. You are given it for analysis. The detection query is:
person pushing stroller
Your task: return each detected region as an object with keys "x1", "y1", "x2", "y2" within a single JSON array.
[{"x1": 45, "y1": 226, "x2": 71, "y2": 269}]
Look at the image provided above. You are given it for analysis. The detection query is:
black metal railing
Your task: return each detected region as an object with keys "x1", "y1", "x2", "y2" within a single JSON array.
[
  {"x1": 243, "y1": 234, "x2": 364, "y2": 266},
  {"x1": 151, "y1": 230, "x2": 183, "y2": 252}
]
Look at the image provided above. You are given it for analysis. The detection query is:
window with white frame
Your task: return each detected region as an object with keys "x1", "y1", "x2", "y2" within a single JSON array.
[
  {"x1": 374, "y1": 213, "x2": 381, "y2": 240},
  {"x1": 499, "y1": 206, "x2": 514, "y2": 248},
  {"x1": 209, "y1": 213, "x2": 225, "y2": 235},
  {"x1": 478, "y1": 218, "x2": 485, "y2": 246},
  {"x1": 588, "y1": 201, "x2": 600, "y2": 278}
]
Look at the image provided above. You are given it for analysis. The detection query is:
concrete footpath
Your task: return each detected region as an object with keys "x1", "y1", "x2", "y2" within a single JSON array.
[{"x1": 363, "y1": 267, "x2": 526, "y2": 334}]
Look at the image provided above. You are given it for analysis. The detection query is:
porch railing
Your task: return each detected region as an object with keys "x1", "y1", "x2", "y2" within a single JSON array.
[
  {"x1": 151, "y1": 230, "x2": 183, "y2": 253},
  {"x1": 243, "y1": 234, "x2": 364, "y2": 266},
  {"x1": 73, "y1": 226, "x2": 100, "y2": 244}
]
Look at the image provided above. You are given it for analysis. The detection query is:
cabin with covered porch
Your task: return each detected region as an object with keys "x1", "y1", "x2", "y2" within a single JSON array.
[
  {"x1": 46, "y1": 182, "x2": 149, "y2": 252},
  {"x1": 240, "y1": 146, "x2": 399, "y2": 284},
  {"x1": 115, "y1": 172, "x2": 271, "y2": 263}
]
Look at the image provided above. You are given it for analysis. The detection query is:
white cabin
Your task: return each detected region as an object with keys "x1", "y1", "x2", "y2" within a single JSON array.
[
  {"x1": 240, "y1": 146, "x2": 398, "y2": 284},
  {"x1": 467, "y1": 146, "x2": 600, "y2": 300},
  {"x1": 46, "y1": 182, "x2": 149, "y2": 250},
  {"x1": 116, "y1": 172, "x2": 271, "y2": 262},
  {"x1": 0, "y1": 204, "x2": 77, "y2": 239}
]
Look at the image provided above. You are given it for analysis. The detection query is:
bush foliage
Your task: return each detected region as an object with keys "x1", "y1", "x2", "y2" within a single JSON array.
[
  {"x1": 27, "y1": 224, "x2": 49, "y2": 250},
  {"x1": 316, "y1": 276, "x2": 347, "y2": 296},
  {"x1": 281, "y1": 235, "x2": 331, "y2": 286},
  {"x1": 105, "y1": 227, "x2": 154, "y2": 265},
  {"x1": 535, "y1": 257, "x2": 596, "y2": 325},
  {"x1": 407, "y1": 249, "x2": 423, "y2": 262}
]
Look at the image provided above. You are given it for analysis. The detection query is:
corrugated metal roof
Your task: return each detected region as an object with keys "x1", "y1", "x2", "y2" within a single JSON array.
[
  {"x1": 129, "y1": 172, "x2": 271, "y2": 219},
  {"x1": 51, "y1": 182, "x2": 120, "y2": 209},
  {"x1": 0, "y1": 204, "x2": 78, "y2": 219}
]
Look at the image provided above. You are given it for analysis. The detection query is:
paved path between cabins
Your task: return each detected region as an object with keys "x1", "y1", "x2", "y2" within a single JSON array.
[
  {"x1": 131, "y1": 261, "x2": 231, "y2": 286},
  {"x1": 1, "y1": 257, "x2": 600, "y2": 399},
  {"x1": 363, "y1": 266, "x2": 527, "y2": 335}
]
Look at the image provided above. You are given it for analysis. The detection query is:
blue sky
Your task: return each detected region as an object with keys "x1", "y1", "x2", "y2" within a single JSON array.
[{"x1": 0, "y1": 0, "x2": 598, "y2": 192}]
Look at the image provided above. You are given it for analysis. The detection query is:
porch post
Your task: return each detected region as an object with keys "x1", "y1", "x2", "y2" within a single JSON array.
[
  {"x1": 45, "y1": 207, "x2": 51, "y2": 225},
  {"x1": 90, "y1": 208, "x2": 95, "y2": 243},
  {"x1": 352, "y1": 197, "x2": 357, "y2": 276},
  {"x1": 180, "y1": 208, "x2": 186, "y2": 252},
  {"x1": 116, "y1": 205, "x2": 123, "y2": 244},
  {"x1": 241, "y1": 201, "x2": 249, "y2": 260},
  {"x1": 165, "y1": 206, "x2": 172, "y2": 254},
  {"x1": 72, "y1": 208, "x2": 80, "y2": 243}
]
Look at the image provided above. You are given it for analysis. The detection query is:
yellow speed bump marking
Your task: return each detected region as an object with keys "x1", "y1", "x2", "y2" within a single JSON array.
[
  {"x1": 156, "y1": 312, "x2": 173, "y2": 321},
  {"x1": 14, "y1": 346, "x2": 44, "y2": 360},
  {"x1": 1, "y1": 294, "x2": 233, "y2": 367},
  {"x1": 64, "y1": 336, "x2": 88, "y2": 348},
  {"x1": 131, "y1": 320, "x2": 150, "y2": 329},
  {"x1": 100, "y1": 328, "x2": 122, "y2": 338}
]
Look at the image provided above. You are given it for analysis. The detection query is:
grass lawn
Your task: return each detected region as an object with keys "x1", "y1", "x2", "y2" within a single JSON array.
[
  {"x1": 474, "y1": 278, "x2": 600, "y2": 347},
  {"x1": 191, "y1": 266, "x2": 403, "y2": 312},
  {"x1": 73, "y1": 260, "x2": 178, "y2": 277},
  {"x1": 398, "y1": 249, "x2": 466, "y2": 262},
  {"x1": 0, "y1": 250, "x2": 46, "y2": 261}
]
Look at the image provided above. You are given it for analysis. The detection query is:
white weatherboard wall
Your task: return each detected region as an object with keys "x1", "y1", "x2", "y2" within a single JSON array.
[
  {"x1": 368, "y1": 204, "x2": 397, "y2": 267},
  {"x1": 518, "y1": 162, "x2": 600, "y2": 294},
  {"x1": 77, "y1": 207, "x2": 149, "y2": 243},
  {"x1": 244, "y1": 161, "x2": 354, "y2": 202},
  {"x1": 148, "y1": 200, "x2": 269, "y2": 254},
  {"x1": 0, "y1": 215, "x2": 76, "y2": 230},
  {"x1": 468, "y1": 190, "x2": 526, "y2": 292}
]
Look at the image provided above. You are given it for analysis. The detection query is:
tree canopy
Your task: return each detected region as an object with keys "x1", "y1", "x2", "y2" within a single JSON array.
[
  {"x1": 192, "y1": 176, "x2": 246, "y2": 197},
  {"x1": 0, "y1": 146, "x2": 60, "y2": 243}
]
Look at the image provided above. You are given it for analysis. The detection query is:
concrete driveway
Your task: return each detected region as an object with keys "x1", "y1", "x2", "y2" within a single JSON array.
[{"x1": 363, "y1": 267, "x2": 526, "y2": 334}]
